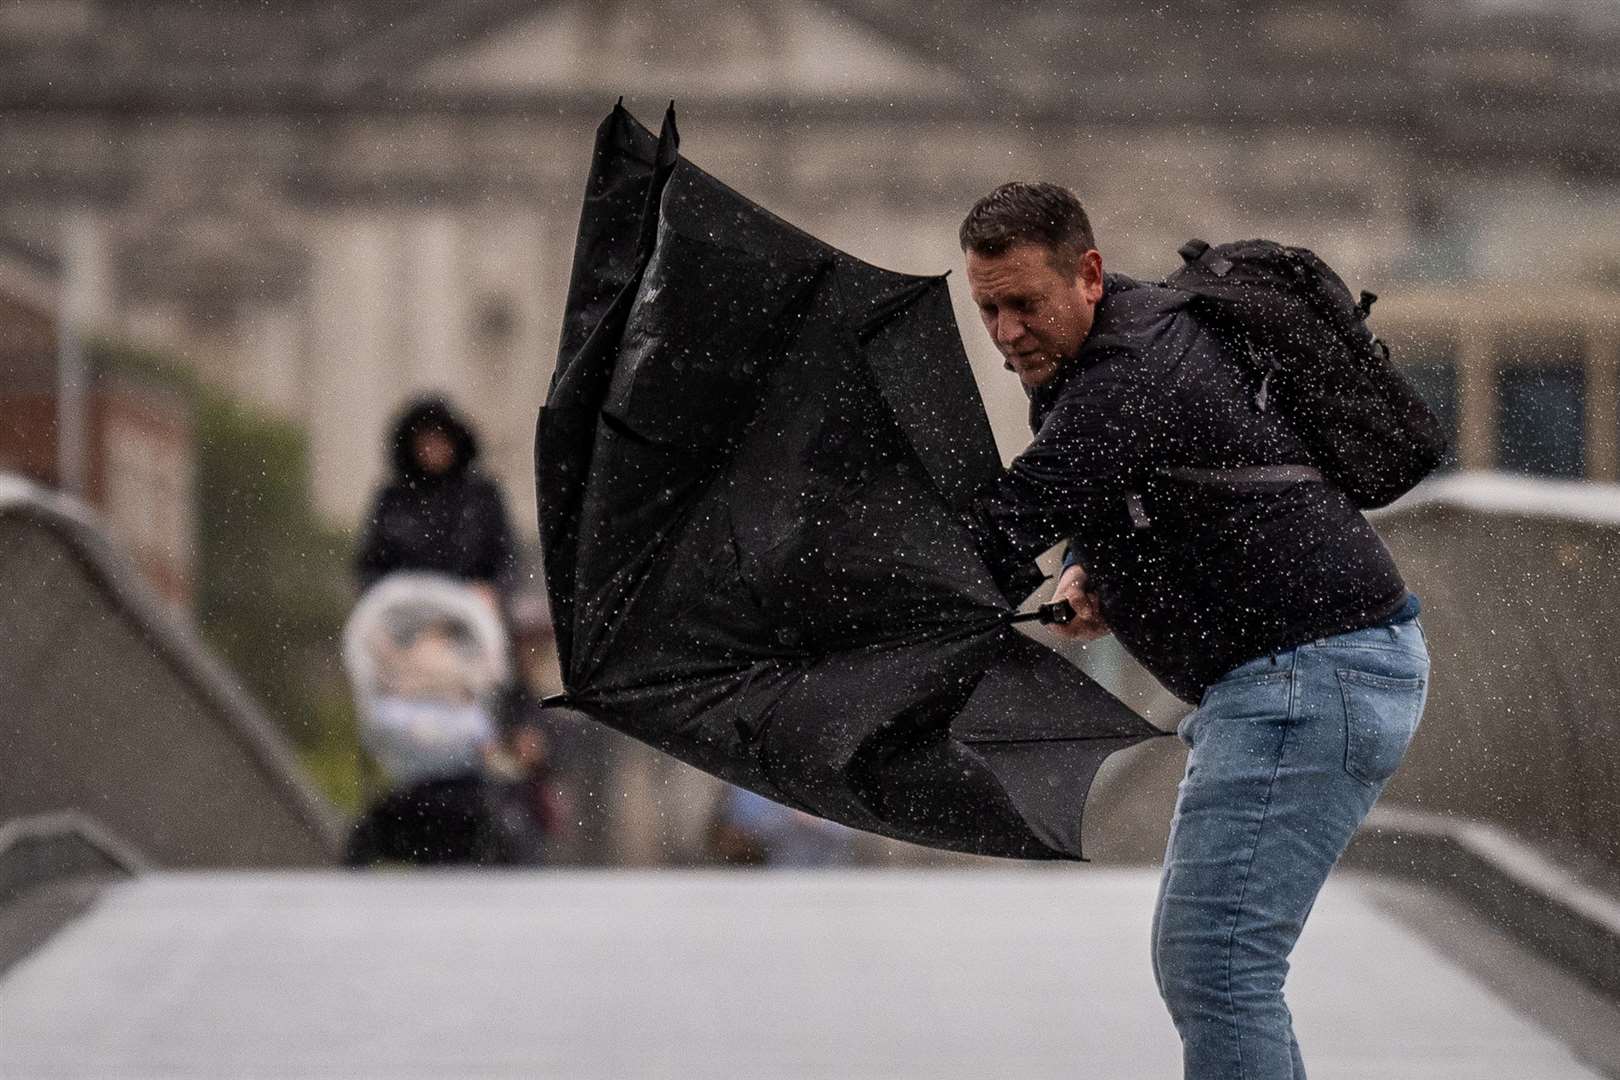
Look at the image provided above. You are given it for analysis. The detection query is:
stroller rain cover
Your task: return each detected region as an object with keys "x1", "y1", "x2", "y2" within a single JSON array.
[{"x1": 536, "y1": 103, "x2": 1162, "y2": 860}]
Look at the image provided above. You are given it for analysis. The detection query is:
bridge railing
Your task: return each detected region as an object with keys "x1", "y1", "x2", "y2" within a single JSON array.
[
  {"x1": 0, "y1": 474, "x2": 345, "y2": 870},
  {"x1": 1372, "y1": 472, "x2": 1620, "y2": 878}
]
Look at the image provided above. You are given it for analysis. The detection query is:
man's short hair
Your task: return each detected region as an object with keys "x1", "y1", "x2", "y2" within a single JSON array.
[{"x1": 959, "y1": 182, "x2": 1096, "y2": 273}]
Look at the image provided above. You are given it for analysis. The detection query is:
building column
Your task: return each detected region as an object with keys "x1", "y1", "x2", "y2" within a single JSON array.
[
  {"x1": 308, "y1": 215, "x2": 395, "y2": 526},
  {"x1": 403, "y1": 212, "x2": 465, "y2": 396},
  {"x1": 1456, "y1": 324, "x2": 1497, "y2": 471}
]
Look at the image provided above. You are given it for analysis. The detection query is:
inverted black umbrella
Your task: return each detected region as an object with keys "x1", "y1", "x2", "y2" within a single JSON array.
[{"x1": 537, "y1": 103, "x2": 1162, "y2": 860}]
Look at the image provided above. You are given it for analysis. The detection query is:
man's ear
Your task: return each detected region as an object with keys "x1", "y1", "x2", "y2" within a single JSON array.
[{"x1": 1078, "y1": 249, "x2": 1104, "y2": 305}]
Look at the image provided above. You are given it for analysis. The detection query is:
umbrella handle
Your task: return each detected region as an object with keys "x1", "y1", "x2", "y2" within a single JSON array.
[{"x1": 1007, "y1": 600, "x2": 1076, "y2": 626}]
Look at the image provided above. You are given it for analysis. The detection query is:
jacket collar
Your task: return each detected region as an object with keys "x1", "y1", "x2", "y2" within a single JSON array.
[{"x1": 1026, "y1": 272, "x2": 1140, "y2": 427}]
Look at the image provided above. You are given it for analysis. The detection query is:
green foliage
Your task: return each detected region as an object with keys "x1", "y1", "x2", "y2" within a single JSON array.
[
  {"x1": 191, "y1": 392, "x2": 356, "y2": 742},
  {"x1": 91, "y1": 342, "x2": 360, "y2": 796},
  {"x1": 297, "y1": 679, "x2": 369, "y2": 814}
]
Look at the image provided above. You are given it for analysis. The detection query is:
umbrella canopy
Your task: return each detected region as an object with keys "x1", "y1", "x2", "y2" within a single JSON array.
[{"x1": 537, "y1": 104, "x2": 1164, "y2": 860}]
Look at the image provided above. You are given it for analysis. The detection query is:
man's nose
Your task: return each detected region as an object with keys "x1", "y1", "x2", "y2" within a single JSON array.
[{"x1": 995, "y1": 316, "x2": 1026, "y2": 348}]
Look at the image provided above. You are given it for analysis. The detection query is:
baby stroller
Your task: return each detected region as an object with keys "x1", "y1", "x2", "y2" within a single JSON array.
[{"x1": 342, "y1": 572, "x2": 511, "y2": 866}]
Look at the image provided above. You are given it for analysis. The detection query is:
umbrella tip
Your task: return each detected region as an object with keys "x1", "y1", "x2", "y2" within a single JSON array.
[{"x1": 658, "y1": 101, "x2": 680, "y2": 153}]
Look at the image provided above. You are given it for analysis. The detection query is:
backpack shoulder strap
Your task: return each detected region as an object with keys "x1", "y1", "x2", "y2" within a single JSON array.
[{"x1": 1123, "y1": 465, "x2": 1327, "y2": 530}]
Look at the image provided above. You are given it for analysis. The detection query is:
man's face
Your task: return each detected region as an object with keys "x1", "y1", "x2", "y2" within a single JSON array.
[{"x1": 965, "y1": 242, "x2": 1104, "y2": 389}]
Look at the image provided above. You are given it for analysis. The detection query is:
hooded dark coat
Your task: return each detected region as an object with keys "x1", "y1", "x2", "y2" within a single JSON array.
[{"x1": 357, "y1": 398, "x2": 517, "y2": 591}]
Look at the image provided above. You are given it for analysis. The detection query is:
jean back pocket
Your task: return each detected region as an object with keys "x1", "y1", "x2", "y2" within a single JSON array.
[{"x1": 1337, "y1": 668, "x2": 1426, "y2": 786}]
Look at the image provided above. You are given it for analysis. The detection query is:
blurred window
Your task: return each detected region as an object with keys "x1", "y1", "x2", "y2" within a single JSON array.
[
  {"x1": 1496, "y1": 364, "x2": 1586, "y2": 478},
  {"x1": 473, "y1": 293, "x2": 517, "y2": 349}
]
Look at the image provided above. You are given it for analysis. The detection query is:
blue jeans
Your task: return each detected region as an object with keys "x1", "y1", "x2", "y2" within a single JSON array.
[{"x1": 1151, "y1": 620, "x2": 1430, "y2": 1079}]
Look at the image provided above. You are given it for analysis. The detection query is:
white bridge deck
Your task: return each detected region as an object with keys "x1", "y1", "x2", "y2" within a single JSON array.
[{"x1": 0, "y1": 868, "x2": 1609, "y2": 1079}]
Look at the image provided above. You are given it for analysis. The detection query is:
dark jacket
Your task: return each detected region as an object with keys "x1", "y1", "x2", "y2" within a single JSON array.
[
  {"x1": 966, "y1": 274, "x2": 1408, "y2": 704},
  {"x1": 356, "y1": 398, "x2": 517, "y2": 592}
]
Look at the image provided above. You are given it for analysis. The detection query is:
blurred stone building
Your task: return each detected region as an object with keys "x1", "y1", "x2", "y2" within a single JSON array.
[
  {"x1": 0, "y1": 240, "x2": 195, "y2": 605},
  {"x1": 5, "y1": 0, "x2": 1620, "y2": 541},
  {"x1": 6, "y1": 0, "x2": 1620, "y2": 864}
]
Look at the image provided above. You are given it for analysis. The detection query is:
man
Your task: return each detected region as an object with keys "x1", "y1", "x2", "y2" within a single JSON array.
[{"x1": 960, "y1": 181, "x2": 1429, "y2": 1079}]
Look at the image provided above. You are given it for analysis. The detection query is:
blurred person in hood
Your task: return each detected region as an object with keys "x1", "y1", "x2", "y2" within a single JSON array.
[
  {"x1": 346, "y1": 398, "x2": 537, "y2": 866},
  {"x1": 356, "y1": 397, "x2": 518, "y2": 606}
]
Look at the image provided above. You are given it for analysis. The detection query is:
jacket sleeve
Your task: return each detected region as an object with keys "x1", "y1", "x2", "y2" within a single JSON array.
[
  {"x1": 355, "y1": 490, "x2": 395, "y2": 591},
  {"x1": 471, "y1": 481, "x2": 520, "y2": 593},
  {"x1": 965, "y1": 360, "x2": 1166, "y2": 595},
  {"x1": 1060, "y1": 542, "x2": 1085, "y2": 575}
]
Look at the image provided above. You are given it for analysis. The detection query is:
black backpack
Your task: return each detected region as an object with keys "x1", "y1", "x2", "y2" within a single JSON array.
[{"x1": 1166, "y1": 238, "x2": 1448, "y2": 509}]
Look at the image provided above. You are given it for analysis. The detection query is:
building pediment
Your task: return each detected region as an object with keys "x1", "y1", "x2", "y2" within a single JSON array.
[{"x1": 418, "y1": 0, "x2": 969, "y2": 103}]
